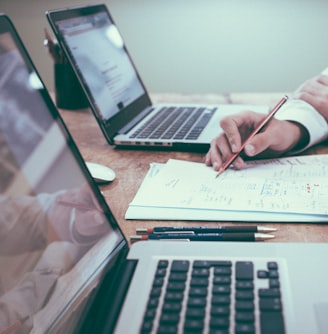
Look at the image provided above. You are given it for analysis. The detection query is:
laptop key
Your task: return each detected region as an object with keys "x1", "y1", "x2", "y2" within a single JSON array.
[
  {"x1": 157, "y1": 325, "x2": 178, "y2": 334},
  {"x1": 210, "y1": 316, "x2": 230, "y2": 329},
  {"x1": 209, "y1": 330, "x2": 229, "y2": 334},
  {"x1": 159, "y1": 312, "x2": 180, "y2": 325},
  {"x1": 236, "y1": 301, "x2": 255, "y2": 312},
  {"x1": 183, "y1": 319, "x2": 204, "y2": 333},
  {"x1": 259, "y1": 288, "x2": 281, "y2": 298},
  {"x1": 189, "y1": 287, "x2": 208, "y2": 297},
  {"x1": 162, "y1": 302, "x2": 182, "y2": 313},
  {"x1": 164, "y1": 291, "x2": 184, "y2": 302},
  {"x1": 269, "y1": 278, "x2": 280, "y2": 288},
  {"x1": 260, "y1": 311, "x2": 285, "y2": 334},
  {"x1": 259, "y1": 298, "x2": 282, "y2": 311},
  {"x1": 212, "y1": 285, "x2": 231, "y2": 295},
  {"x1": 211, "y1": 295, "x2": 230, "y2": 305},
  {"x1": 235, "y1": 322, "x2": 256, "y2": 333},
  {"x1": 210, "y1": 305, "x2": 230, "y2": 316},
  {"x1": 236, "y1": 290, "x2": 254, "y2": 300},
  {"x1": 185, "y1": 307, "x2": 205, "y2": 318},
  {"x1": 171, "y1": 260, "x2": 190, "y2": 272},
  {"x1": 187, "y1": 296, "x2": 207, "y2": 308},
  {"x1": 193, "y1": 260, "x2": 232, "y2": 268},
  {"x1": 236, "y1": 261, "x2": 254, "y2": 280},
  {"x1": 236, "y1": 281, "x2": 254, "y2": 290},
  {"x1": 169, "y1": 272, "x2": 187, "y2": 281},
  {"x1": 190, "y1": 277, "x2": 209, "y2": 286},
  {"x1": 235, "y1": 312, "x2": 255, "y2": 323}
]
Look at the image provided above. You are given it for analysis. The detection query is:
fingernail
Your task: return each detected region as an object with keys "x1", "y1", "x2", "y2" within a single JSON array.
[
  {"x1": 231, "y1": 144, "x2": 237, "y2": 153},
  {"x1": 245, "y1": 144, "x2": 255, "y2": 156},
  {"x1": 213, "y1": 161, "x2": 220, "y2": 170}
]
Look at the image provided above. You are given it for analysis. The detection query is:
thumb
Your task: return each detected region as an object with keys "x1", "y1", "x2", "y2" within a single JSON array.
[{"x1": 244, "y1": 132, "x2": 271, "y2": 157}]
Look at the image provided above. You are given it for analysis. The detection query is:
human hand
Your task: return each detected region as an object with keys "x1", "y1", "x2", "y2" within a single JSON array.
[
  {"x1": 48, "y1": 184, "x2": 109, "y2": 244},
  {"x1": 205, "y1": 111, "x2": 304, "y2": 170},
  {"x1": 293, "y1": 73, "x2": 328, "y2": 122}
]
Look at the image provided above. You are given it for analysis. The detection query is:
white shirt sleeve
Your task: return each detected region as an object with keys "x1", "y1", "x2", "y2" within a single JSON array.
[
  {"x1": 321, "y1": 67, "x2": 328, "y2": 76},
  {"x1": 275, "y1": 99, "x2": 328, "y2": 151}
]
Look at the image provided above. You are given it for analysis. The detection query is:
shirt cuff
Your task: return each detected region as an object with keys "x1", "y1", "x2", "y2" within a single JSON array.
[{"x1": 275, "y1": 99, "x2": 328, "y2": 152}]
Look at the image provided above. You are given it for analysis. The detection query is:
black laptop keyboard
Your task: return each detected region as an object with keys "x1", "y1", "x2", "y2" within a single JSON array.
[
  {"x1": 140, "y1": 259, "x2": 285, "y2": 334},
  {"x1": 129, "y1": 106, "x2": 216, "y2": 140}
]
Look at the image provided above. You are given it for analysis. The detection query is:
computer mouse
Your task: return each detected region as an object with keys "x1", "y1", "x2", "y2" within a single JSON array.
[{"x1": 86, "y1": 162, "x2": 116, "y2": 184}]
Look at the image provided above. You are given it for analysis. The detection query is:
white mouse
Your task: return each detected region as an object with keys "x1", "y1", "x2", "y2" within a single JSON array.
[{"x1": 86, "y1": 162, "x2": 116, "y2": 184}]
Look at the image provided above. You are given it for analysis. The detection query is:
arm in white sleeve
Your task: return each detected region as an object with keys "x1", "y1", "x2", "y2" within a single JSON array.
[{"x1": 275, "y1": 99, "x2": 328, "y2": 152}]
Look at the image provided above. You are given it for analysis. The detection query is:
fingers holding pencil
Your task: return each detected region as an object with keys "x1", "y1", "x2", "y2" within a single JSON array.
[
  {"x1": 208, "y1": 111, "x2": 267, "y2": 172},
  {"x1": 205, "y1": 96, "x2": 290, "y2": 175},
  {"x1": 216, "y1": 96, "x2": 288, "y2": 177}
]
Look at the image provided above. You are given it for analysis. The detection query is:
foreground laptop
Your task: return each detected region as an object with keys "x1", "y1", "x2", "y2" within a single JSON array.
[
  {"x1": 46, "y1": 4, "x2": 267, "y2": 152},
  {"x1": 1, "y1": 14, "x2": 328, "y2": 334}
]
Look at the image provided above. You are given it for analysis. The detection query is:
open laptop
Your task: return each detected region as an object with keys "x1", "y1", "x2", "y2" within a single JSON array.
[
  {"x1": 46, "y1": 4, "x2": 267, "y2": 152},
  {"x1": 1, "y1": 14, "x2": 328, "y2": 334}
]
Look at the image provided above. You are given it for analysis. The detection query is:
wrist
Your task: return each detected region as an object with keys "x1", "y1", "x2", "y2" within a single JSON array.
[{"x1": 287, "y1": 121, "x2": 310, "y2": 152}]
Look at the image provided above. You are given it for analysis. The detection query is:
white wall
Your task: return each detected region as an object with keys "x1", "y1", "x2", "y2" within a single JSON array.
[{"x1": 1, "y1": 0, "x2": 327, "y2": 93}]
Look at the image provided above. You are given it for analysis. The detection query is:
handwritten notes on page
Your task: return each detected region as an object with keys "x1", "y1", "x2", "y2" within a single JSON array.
[{"x1": 125, "y1": 154, "x2": 328, "y2": 222}]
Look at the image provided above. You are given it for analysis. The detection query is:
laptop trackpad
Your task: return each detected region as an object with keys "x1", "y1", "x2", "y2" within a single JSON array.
[{"x1": 314, "y1": 303, "x2": 328, "y2": 334}]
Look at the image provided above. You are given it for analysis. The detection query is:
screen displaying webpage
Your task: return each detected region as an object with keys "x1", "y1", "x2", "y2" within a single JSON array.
[{"x1": 57, "y1": 12, "x2": 145, "y2": 121}]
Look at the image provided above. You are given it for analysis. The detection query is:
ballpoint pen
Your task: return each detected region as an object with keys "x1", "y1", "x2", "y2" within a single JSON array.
[
  {"x1": 136, "y1": 226, "x2": 277, "y2": 234},
  {"x1": 130, "y1": 233, "x2": 275, "y2": 242},
  {"x1": 216, "y1": 95, "x2": 289, "y2": 177}
]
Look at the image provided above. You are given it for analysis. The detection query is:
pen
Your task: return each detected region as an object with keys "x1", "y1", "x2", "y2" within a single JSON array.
[
  {"x1": 130, "y1": 233, "x2": 275, "y2": 242},
  {"x1": 216, "y1": 95, "x2": 289, "y2": 177},
  {"x1": 136, "y1": 226, "x2": 277, "y2": 234}
]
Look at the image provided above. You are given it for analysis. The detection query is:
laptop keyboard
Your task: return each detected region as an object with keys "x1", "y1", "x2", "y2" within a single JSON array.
[
  {"x1": 139, "y1": 259, "x2": 285, "y2": 334},
  {"x1": 129, "y1": 106, "x2": 216, "y2": 140}
]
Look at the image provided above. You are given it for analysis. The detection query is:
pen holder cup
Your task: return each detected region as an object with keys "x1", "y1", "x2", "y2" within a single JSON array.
[{"x1": 54, "y1": 62, "x2": 89, "y2": 110}]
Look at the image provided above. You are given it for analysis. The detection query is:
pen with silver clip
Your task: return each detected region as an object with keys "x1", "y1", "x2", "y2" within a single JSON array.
[
  {"x1": 131, "y1": 233, "x2": 275, "y2": 242},
  {"x1": 136, "y1": 226, "x2": 277, "y2": 234}
]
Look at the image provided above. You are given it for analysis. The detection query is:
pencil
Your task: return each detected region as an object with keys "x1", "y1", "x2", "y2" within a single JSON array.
[{"x1": 216, "y1": 95, "x2": 289, "y2": 177}]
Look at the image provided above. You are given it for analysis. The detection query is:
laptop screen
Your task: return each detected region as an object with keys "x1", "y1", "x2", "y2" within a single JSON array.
[
  {"x1": 54, "y1": 11, "x2": 145, "y2": 121},
  {"x1": 0, "y1": 15, "x2": 124, "y2": 333},
  {"x1": 47, "y1": 4, "x2": 153, "y2": 143}
]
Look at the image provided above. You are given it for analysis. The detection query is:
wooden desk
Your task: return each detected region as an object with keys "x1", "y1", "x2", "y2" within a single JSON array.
[{"x1": 59, "y1": 93, "x2": 328, "y2": 244}]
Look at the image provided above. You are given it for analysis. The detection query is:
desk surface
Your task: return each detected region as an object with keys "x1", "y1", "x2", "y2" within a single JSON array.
[{"x1": 59, "y1": 93, "x2": 328, "y2": 244}]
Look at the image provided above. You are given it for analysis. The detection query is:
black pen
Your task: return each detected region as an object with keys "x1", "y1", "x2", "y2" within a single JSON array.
[
  {"x1": 131, "y1": 233, "x2": 275, "y2": 242},
  {"x1": 136, "y1": 226, "x2": 277, "y2": 234}
]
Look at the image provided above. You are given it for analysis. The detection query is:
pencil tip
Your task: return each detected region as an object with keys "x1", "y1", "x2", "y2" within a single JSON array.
[{"x1": 216, "y1": 168, "x2": 224, "y2": 178}]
